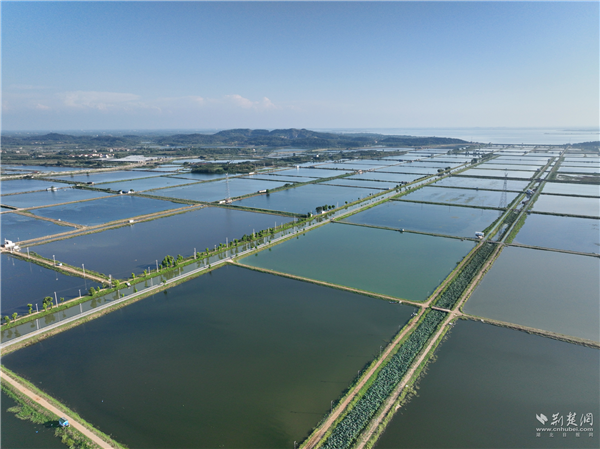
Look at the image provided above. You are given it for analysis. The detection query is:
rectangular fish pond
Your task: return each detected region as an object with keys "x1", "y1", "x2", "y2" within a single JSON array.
[
  {"x1": 2, "y1": 264, "x2": 417, "y2": 449},
  {"x1": 30, "y1": 206, "x2": 293, "y2": 279},
  {"x1": 52, "y1": 171, "x2": 164, "y2": 184},
  {"x1": 233, "y1": 183, "x2": 381, "y2": 215},
  {"x1": 239, "y1": 222, "x2": 475, "y2": 302},
  {"x1": 341, "y1": 201, "x2": 499, "y2": 238},
  {"x1": 532, "y1": 195, "x2": 599, "y2": 218},
  {"x1": 374, "y1": 320, "x2": 599, "y2": 449},
  {"x1": 397, "y1": 186, "x2": 518, "y2": 208},
  {"x1": 347, "y1": 172, "x2": 422, "y2": 184},
  {"x1": 432, "y1": 176, "x2": 529, "y2": 191},
  {"x1": 0, "y1": 179, "x2": 71, "y2": 195},
  {"x1": 541, "y1": 182, "x2": 599, "y2": 197},
  {"x1": 463, "y1": 246, "x2": 599, "y2": 342},
  {"x1": 1, "y1": 189, "x2": 111, "y2": 209},
  {"x1": 96, "y1": 176, "x2": 197, "y2": 192},
  {"x1": 457, "y1": 169, "x2": 536, "y2": 179},
  {"x1": 1, "y1": 212, "x2": 76, "y2": 242},
  {"x1": 31, "y1": 195, "x2": 187, "y2": 226}
]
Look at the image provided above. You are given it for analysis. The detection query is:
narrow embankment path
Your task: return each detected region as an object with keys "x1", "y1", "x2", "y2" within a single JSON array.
[{"x1": 0, "y1": 371, "x2": 113, "y2": 449}]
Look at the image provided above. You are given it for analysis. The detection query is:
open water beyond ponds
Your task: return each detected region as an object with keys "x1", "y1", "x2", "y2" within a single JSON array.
[
  {"x1": 31, "y1": 195, "x2": 186, "y2": 226},
  {"x1": 1, "y1": 189, "x2": 111, "y2": 209},
  {"x1": 234, "y1": 184, "x2": 381, "y2": 215},
  {"x1": 398, "y1": 186, "x2": 518, "y2": 208},
  {"x1": 464, "y1": 247, "x2": 599, "y2": 342},
  {"x1": 514, "y1": 213, "x2": 599, "y2": 254},
  {"x1": 375, "y1": 320, "x2": 599, "y2": 448},
  {"x1": 2, "y1": 265, "x2": 416, "y2": 448},
  {"x1": 532, "y1": 195, "x2": 599, "y2": 217},
  {"x1": 240, "y1": 223, "x2": 474, "y2": 302},
  {"x1": 432, "y1": 176, "x2": 529, "y2": 191},
  {"x1": 31, "y1": 207, "x2": 292, "y2": 278},
  {"x1": 1, "y1": 253, "x2": 101, "y2": 316},
  {"x1": 342, "y1": 201, "x2": 498, "y2": 238},
  {"x1": 1, "y1": 213, "x2": 75, "y2": 243}
]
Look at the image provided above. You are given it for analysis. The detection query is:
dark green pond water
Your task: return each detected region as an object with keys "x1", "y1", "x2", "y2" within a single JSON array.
[
  {"x1": 2, "y1": 265, "x2": 416, "y2": 448},
  {"x1": 375, "y1": 320, "x2": 599, "y2": 448},
  {"x1": 240, "y1": 223, "x2": 474, "y2": 302},
  {"x1": 1, "y1": 390, "x2": 65, "y2": 449},
  {"x1": 342, "y1": 201, "x2": 498, "y2": 238},
  {"x1": 464, "y1": 247, "x2": 599, "y2": 342},
  {"x1": 1, "y1": 213, "x2": 75, "y2": 242},
  {"x1": 514, "y1": 213, "x2": 599, "y2": 254},
  {"x1": 31, "y1": 207, "x2": 292, "y2": 278},
  {"x1": 398, "y1": 187, "x2": 518, "y2": 208},
  {"x1": 1, "y1": 253, "x2": 101, "y2": 316},
  {"x1": 1, "y1": 179, "x2": 71, "y2": 195},
  {"x1": 532, "y1": 195, "x2": 599, "y2": 218},
  {"x1": 31, "y1": 195, "x2": 184, "y2": 226},
  {"x1": 1, "y1": 189, "x2": 111, "y2": 209}
]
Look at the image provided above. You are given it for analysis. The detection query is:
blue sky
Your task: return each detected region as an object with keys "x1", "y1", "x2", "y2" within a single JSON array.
[{"x1": 2, "y1": 1, "x2": 598, "y2": 131}]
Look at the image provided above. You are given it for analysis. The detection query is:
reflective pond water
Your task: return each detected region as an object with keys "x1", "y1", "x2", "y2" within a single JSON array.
[
  {"x1": 2, "y1": 265, "x2": 416, "y2": 448},
  {"x1": 542, "y1": 182, "x2": 600, "y2": 197},
  {"x1": 558, "y1": 166, "x2": 599, "y2": 174},
  {"x1": 375, "y1": 320, "x2": 599, "y2": 448},
  {"x1": 31, "y1": 207, "x2": 292, "y2": 278},
  {"x1": 240, "y1": 223, "x2": 474, "y2": 302},
  {"x1": 318, "y1": 163, "x2": 391, "y2": 171},
  {"x1": 275, "y1": 167, "x2": 354, "y2": 178},
  {"x1": 1, "y1": 179, "x2": 71, "y2": 195},
  {"x1": 464, "y1": 247, "x2": 599, "y2": 342},
  {"x1": 1, "y1": 213, "x2": 76, "y2": 242},
  {"x1": 347, "y1": 172, "x2": 421, "y2": 184},
  {"x1": 322, "y1": 179, "x2": 399, "y2": 190},
  {"x1": 398, "y1": 186, "x2": 518, "y2": 208},
  {"x1": 477, "y1": 163, "x2": 544, "y2": 171},
  {"x1": 342, "y1": 201, "x2": 498, "y2": 238},
  {"x1": 1, "y1": 189, "x2": 111, "y2": 209},
  {"x1": 376, "y1": 166, "x2": 436, "y2": 175},
  {"x1": 151, "y1": 178, "x2": 287, "y2": 202},
  {"x1": 514, "y1": 213, "x2": 599, "y2": 254},
  {"x1": 53, "y1": 171, "x2": 163, "y2": 184},
  {"x1": 96, "y1": 176, "x2": 197, "y2": 192},
  {"x1": 234, "y1": 184, "x2": 380, "y2": 214},
  {"x1": 31, "y1": 195, "x2": 185, "y2": 226},
  {"x1": 1, "y1": 253, "x2": 101, "y2": 316},
  {"x1": 432, "y1": 176, "x2": 529, "y2": 191},
  {"x1": 459, "y1": 169, "x2": 536, "y2": 179},
  {"x1": 532, "y1": 195, "x2": 599, "y2": 217}
]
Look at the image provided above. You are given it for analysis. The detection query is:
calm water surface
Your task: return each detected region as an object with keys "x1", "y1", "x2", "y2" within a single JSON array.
[
  {"x1": 31, "y1": 207, "x2": 292, "y2": 278},
  {"x1": 1, "y1": 179, "x2": 71, "y2": 195},
  {"x1": 375, "y1": 320, "x2": 599, "y2": 448},
  {"x1": 322, "y1": 179, "x2": 398, "y2": 190},
  {"x1": 464, "y1": 247, "x2": 599, "y2": 341},
  {"x1": 240, "y1": 223, "x2": 474, "y2": 301},
  {"x1": 1, "y1": 189, "x2": 110, "y2": 209},
  {"x1": 432, "y1": 176, "x2": 529, "y2": 191},
  {"x1": 2, "y1": 265, "x2": 416, "y2": 449},
  {"x1": 533, "y1": 195, "x2": 599, "y2": 217},
  {"x1": 53, "y1": 171, "x2": 162, "y2": 184},
  {"x1": 514, "y1": 214, "x2": 599, "y2": 254},
  {"x1": 347, "y1": 172, "x2": 421, "y2": 184},
  {"x1": 1, "y1": 253, "x2": 101, "y2": 316},
  {"x1": 32, "y1": 195, "x2": 185, "y2": 226},
  {"x1": 343, "y1": 201, "x2": 498, "y2": 237},
  {"x1": 98, "y1": 176, "x2": 196, "y2": 192},
  {"x1": 459, "y1": 169, "x2": 535, "y2": 179},
  {"x1": 399, "y1": 187, "x2": 518, "y2": 208},
  {"x1": 542, "y1": 182, "x2": 599, "y2": 197},
  {"x1": 152, "y1": 178, "x2": 287, "y2": 202},
  {"x1": 1, "y1": 213, "x2": 75, "y2": 242}
]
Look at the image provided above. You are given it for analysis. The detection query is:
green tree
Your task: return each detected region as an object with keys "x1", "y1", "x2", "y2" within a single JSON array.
[
  {"x1": 89, "y1": 287, "x2": 95, "y2": 296},
  {"x1": 4, "y1": 316, "x2": 9, "y2": 325},
  {"x1": 11, "y1": 312, "x2": 18, "y2": 322},
  {"x1": 60, "y1": 297, "x2": 65, "y2": 303},
  {"x1": 131, "y1": 273, "x2": 136, "y2": 279},
  {"x1": 27, "y1": 304, "x2": 33, "y2": 314}
]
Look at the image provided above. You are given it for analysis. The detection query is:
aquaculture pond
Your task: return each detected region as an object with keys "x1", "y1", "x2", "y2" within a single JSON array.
[
  {"x1": 322, "y1": 178, "x2": 399, "y2": 190},
  {"x1": 398, "y1": 186, "x2": 518, "y2": 208},
  {"x1": 318, "y1": 162, "x2": 390, "y2": 171},
  {"x1": 167, "y1": 172, "x2": 228, "y2": 181},
  {"x1": 96, "y1": 176, "x2": 196, "y2": 192},
  {"x1": 246, "y1": 174, "x2": 317, "y2": 183},
  {"x1": 1, "y1": 189, "x2": 111, "y2": 209},
  {"x1": 2, "y1": 265, "x2": 417, "y2": 449},
  {"x1": 458, "y1": 169, "x2": 536, "y2": 179},
  {"x1": 347, "y1": 172, "x2": 421, "y2": 184},
  {"x1": 463, "y1": 247, "x2": 599, "y2": 342},
  {"x1": 151, "y1": 178, "x2": 287, "y2": 203},
  {"x1": 1, "y1": 390, "x2": 66, "y2": 449},
  {"x1": 31, "y1": 207, "x2": 293, "y2": 278},
  {"x1": 532, "y1": 195, "x2": 599, "y2": 218},
  {"x1": 342, "y1": 201, "x2": 498, "y2": 238},
  {"x1": 0, "y1": 213, "x2": 75, "y2": 242},
  {"x1": 234, "y1": 184, "x2": 380, "y2": 214},
  {"x1": 31, "y1": 195, "x2": 185, "y2": 226},
  {"x1": 477, "y1": 163, "x2": 544, "y2": 171},
  {"x1": 376, "y1": 166, "x2": 436, "y2": 175},
  {"x1": 558, "y1": 166, "x2": 599, "y2": 174},
  {"x1": 375, "y1": 320, "x2": 599, "y2": 449},
  {"x1": 0, "y1": 253, "x2": 101, "y2": 316},
  {"x1": 275, "y1": 167, "x2": 353, "y2": 178},
  {"x1": 513, "y1": 213, "x2": 599, "y2": 254},
  {"x1": 542, "y1": 182, "x2": 599, "y2": 197},
  {"x1": 240, "y1": 223, "x2": 474, "y2": 302},
  {"x1": 2, "y1": 165, "x2": 83, "y2": 172},
  {"x1": 432, "y1": 176, "x2": 529, "y2": 191},
  {"x1": 0, "y1": 179, "x2": 71, "y2": 195},
  {"x1": 53, "y1": 171, "x2": 163, "y2": 184}
]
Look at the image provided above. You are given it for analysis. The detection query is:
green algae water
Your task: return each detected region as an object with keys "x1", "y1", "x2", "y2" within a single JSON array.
[
  {"x1": 2, "y1": 265, "x2": 416, "y2": 449},
  {"x1": 240, "y1": 223, "x2": 475, "y2": 302},
  {"x1": 375, "y1": 320, "x2": 599, "y2": 448},
  {"x1": 464, "y1": 247, "x2": 599, "y2": 342}
]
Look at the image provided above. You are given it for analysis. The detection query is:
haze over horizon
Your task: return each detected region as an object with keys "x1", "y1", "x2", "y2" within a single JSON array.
[{"x1": 2, "y1": 1, "x2": 598, "y2": 131}]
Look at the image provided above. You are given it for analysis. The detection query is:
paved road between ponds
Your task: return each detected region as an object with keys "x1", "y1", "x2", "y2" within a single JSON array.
[{"x1": 0, "y1": 371, "x2": 114, "y2": 448}]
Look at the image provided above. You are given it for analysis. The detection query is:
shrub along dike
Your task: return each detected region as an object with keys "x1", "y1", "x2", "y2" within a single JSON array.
[{"x1": 320, "y1": 310, "x2": 446, "y2": 449}]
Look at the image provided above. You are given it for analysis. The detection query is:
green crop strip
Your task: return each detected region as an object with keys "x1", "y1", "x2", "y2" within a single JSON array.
[
  {"x1": 320, "y1": 310, "x2": 446, "y2": 449},
  {"x1": 433, "y1": 242, "x2": 496, "y2": 310}
]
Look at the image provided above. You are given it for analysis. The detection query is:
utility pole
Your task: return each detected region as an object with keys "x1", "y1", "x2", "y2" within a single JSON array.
[{"x1": 82, "y1": 264, "x2": 86, "y2": 278}]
